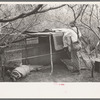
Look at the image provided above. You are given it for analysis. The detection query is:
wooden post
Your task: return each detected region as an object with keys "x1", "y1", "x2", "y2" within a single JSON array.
[
  {"x1": 1, "y1": 49, "x2": 5, "y2": 81},
  {"x1": 95, "y1": 41, "x2": 99, "y2": 58},
  {"x1": 24, "y1": 38, "x2": 29, "y2": 65},
  {"x1": 91, "y1": 65, "x2": 94, "y2": 78},
  {"x1": 49, "y1": 34, "x2": 53, "y2": 75},
  {"x1": 0, "y1": 45, "x2": 8, "y2": 81},
  {"x1": 92, "y1": 41, "x2": 100, "y2": 78}
]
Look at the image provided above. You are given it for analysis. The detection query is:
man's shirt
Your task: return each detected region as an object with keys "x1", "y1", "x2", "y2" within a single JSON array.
[{"x1": 52, "y1": 27, "x2": 82, "y2": 48}]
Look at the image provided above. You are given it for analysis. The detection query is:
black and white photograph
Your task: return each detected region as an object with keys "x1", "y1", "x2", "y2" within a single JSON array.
[{"x1": 0, "y1": 2, "x2": 100, "y2": 83}]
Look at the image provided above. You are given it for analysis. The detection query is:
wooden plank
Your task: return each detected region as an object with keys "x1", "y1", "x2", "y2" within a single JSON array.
[
  {"x1": 6, "y1": 51, "x2": 64, "y2": 61},
  {"x1": 49, "y1": 34, "x2": 53, "y2": 74}
]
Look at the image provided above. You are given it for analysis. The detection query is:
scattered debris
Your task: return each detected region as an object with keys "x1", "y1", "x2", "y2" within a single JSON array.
[
  {"x1": 5, "y1": 63, "x2": 51, "y2": 81},
  {"x1": 9, "y1": 64, "x2": 43, "y2": 81}
]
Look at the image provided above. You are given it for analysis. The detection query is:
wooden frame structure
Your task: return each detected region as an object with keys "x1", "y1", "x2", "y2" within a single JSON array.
[
  {"x1": 1, "y1": 32, "x2": 58, "y2": 81},
  {"x1": 26, "y1": 32, "x2": 54, "y2": 75}
]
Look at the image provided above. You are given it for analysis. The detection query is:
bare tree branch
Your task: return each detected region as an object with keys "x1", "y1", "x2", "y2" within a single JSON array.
[
  {"x1": 95, "y1": 4, "x2": 99, "y2": 26},
  {"x1": 89, "y1": 5, "x2": 94, "y2": 27},
  {"x1": 80, "y1": 4, "x2": 100, "y2": 40},
  {"x1": 0, "y1": 22, "x2": 9, "y2": 29},
  {"x1": 75, "y1": 5, "x2": 84, "y2": 22},
  {"x1": 0, "y1": 4, "x2": 66, "y2": 23},
  {"x1": 0, "y1": 18, "x2": 24, "y2": 45},
  {"x1": 0, "y1": 4, "x2": 43, "y2": 22},
  {"x1": 54, "y1": 16, "x2": 68, "y2": 26},
  {"x1": 67, "y1": 4, "x2": 84, "y2": 23},
  {"x1": 67, "y1": 4, "x2": 76, "y2": 20},
  {"x1": 37, "y1": 4, "x2": 66, "y2": 13}
]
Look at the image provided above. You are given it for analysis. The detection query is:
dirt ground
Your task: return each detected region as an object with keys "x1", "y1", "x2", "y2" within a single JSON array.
[{"x1": 1, "y1": 62, "x2": 100, "y2": 82}]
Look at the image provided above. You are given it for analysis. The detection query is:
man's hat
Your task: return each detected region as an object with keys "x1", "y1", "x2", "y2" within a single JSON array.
[{"x1": 70, "y1": 21, "x2": 76, "y2": 27}]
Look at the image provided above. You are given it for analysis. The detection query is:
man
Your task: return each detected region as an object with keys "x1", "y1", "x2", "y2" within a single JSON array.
[{"x1": 62, "y1": 22, "x2": 82, "y2": 73}]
